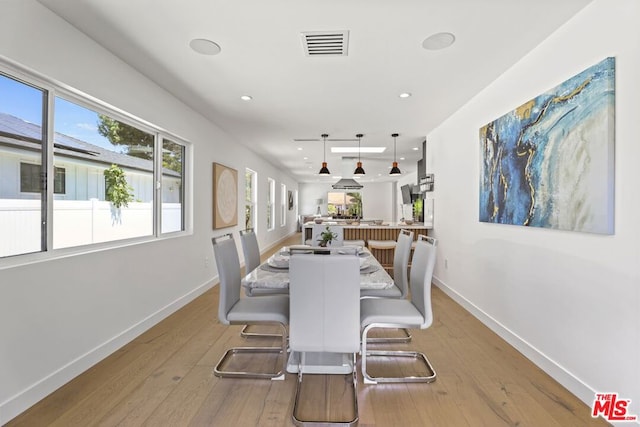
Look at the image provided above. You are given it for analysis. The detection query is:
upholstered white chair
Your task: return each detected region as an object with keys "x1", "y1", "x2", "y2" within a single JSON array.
[
  {"x1": 239, "y1": 228, "x2": 261, "y2": 273},
  {"x1": 238, "y1": 230, "x2": 280, "y2": 290},
  {"x1": 238, "y1": 229, "x2": 287, "y2": 339},
  {"x1": 211, "y1": 233, "x2": 289, "y2": 380},
  {"x1": 240, "y1": 229, "x2": 289, "y2": 296},
  {"x1": 361, "y1": 229, "x2": 414, "y2": 343},
  {"x1": 360, "y1": 235, "x2": 438, "y2": 384},
  {"x1": 362, "y1": 229, "x2": 413, "y2": 299},
  {"x1": 289, "y1": 251, "x2": 360, "y2": 425}
]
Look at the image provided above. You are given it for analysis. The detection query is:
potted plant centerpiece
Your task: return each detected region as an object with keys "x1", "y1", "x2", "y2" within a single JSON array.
[{"x1": 317, "y1": 226, "x2": 338, "y2": 247}]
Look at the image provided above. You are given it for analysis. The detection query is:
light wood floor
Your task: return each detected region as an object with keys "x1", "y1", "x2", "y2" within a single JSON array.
[{"x1": 7, "y1": 233, "x2": 608, "y2": 427}]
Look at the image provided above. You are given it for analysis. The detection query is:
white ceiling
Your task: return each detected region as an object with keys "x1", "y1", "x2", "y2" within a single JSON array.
[{"x1": 38, "y1": 0, "x2": 592, "y2": 184}]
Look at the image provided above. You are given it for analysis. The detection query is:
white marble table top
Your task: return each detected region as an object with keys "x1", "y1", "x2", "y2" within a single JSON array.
[{"x1": 242, "y1": 247, "x2": 394, "y2": 292}]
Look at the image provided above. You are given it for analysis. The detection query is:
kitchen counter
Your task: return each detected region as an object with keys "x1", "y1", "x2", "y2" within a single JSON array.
[
  {"x1": 302, "y1": 221, "x2": 431, "y2": 269},
  {"x1": 302, "y1": 221, "x2": 431, "y2": 245}
]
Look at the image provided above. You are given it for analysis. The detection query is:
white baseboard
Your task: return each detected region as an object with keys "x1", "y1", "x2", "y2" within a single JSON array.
[
  {"x1": 432, "y1": 275, "x2": 599, "y2": 408},
  {"x1": 0, "y1": 277, "x2": 216, "y2": 425}
]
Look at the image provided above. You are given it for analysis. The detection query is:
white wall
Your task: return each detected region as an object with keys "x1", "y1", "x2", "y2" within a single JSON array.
[
  {"x1": 427, "y1": 0, "x2": 640, "y2": 417},
  {"x1": 299, "y1": 181, "x2": 394, "y2": 222},
  {"x1": 0, "y1": 1, "x2": 297, "y2": 422}
]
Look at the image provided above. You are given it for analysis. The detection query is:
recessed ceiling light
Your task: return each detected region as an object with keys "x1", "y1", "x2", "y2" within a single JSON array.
[
  {"x1": 422, "y1": 32, "x2": 455, "y2": 50},
  {"x1": 331, "y1": 147, "x2": 386, "y2": 154},
  {"x1": 240, "y1": 95, "x2": 253, "y2": 101},
  {"x1": 399, "y1": 92, "x2": 412, "y2": 98},
  {"x1": 303, "y1": 156, "x2": 308, "y2": 160},
  {"x1": 412, "y1": 147, "x2": 419, "y2": 151},
  {"x1": 189, "y1": 38, "x2": 221, "y2": 55},
  {"x1": 400, "y1": 157, "x2": 405, "y2": 161},
  {"x1": 297, "y1": 147, "x2": 303, "y2": 151}
]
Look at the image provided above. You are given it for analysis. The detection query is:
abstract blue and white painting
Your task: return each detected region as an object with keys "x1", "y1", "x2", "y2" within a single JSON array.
[{"x1": 479, "y1": 57, "x2": 615, "y2": 234}]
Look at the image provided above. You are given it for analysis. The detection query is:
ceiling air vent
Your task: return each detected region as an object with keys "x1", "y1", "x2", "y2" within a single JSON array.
[{"x1": 301, "y1": 31, "x2": 349, "y2": 56}]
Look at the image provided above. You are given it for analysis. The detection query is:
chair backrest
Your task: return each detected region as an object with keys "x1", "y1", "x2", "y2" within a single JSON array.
[
  {"x1": 289, "y1": 253, "x2": 360, "y2": 353},
  {"x1": 239, "y1": 229, "x2": 261, "y2": 273},
  {"x1": 409, "y1": 235, "x2": 438, "y2": 328},
  {"x1": 393, "y1": 229, "x2": 414, "y2": 297},
  {"x1": 211, "y1": 234, "x2": 241, "y2": 325},
  {"x1": 312, "y1": 224, "x2": 344, "y2": 247}
]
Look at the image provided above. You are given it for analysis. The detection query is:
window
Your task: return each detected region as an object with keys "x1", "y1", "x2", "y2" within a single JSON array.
[
  {"x1": 0, "y1": 66, "x2": 189, "y2": 258},
  {"x1": 161, "y1": 138, "x2": 185, "y2": 234},
  {"x1": 53, "y1": 97, "x2": 157, "y2": 248},
  {"x1": 20, "y1": 164, "x2": 65, "y2": 194},
  {"x1": 327, "y1": 192, "x2": 362, "y2": 218},
  {"x1": 245, "y1": 168, "x2": 257, "y2": 231},
  {"x1": 280, "y1": 183, "x2": 286, "y2": 227},
  {"x1": 0, "y1": 72, "x2": 46, "y2": 257},
  {"x1": 267, "y1": 177, "x2": 275, "y2": 231}
]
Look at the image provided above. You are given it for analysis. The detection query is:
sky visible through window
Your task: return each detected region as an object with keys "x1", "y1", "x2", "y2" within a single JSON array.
[{"x1": 0, "y1": 75, "x2": 120, "y2": 151}]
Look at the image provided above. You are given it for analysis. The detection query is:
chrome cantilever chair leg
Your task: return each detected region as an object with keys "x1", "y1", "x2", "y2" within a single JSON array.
[
  {"x1": 292, "y1": 353, "x2": 359, "y2": 427},
  {"x1": 214, "y1": 321, "x2": 288, "y2": 381},
  {"x1": 361, "y1": 322, "x2": 436, "y2": 385},
  {"x1": 365, "y1": 327, "x2": 412, "y2": 343},
  {"x1": 240, "y1": 324, "x2": 285, "y2": 339}
]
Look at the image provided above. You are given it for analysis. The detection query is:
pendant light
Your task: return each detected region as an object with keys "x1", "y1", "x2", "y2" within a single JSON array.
[
  {"x1": 353, "y1": 133, "x2": 365, "y2": 175},
  {"x1": 318, "y1": 133, "x2": 330, "y2": 175},
  {"x1": 389, "y1": 133, "x2": 402, "y2": 176}
]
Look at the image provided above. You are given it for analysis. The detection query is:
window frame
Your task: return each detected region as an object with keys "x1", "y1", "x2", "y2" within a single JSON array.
[
  {"x1": 245, "y1": 168, "x2": 257, "y2": 231},
  {"x1": 280, "y1": 183, "x2": 286, "y2": 227},
  {"x1": 267, "y1": 177, "x2": 275, "y2": 231},
  {"x1": 20, "y1": 163, "x2": 68, "y2": 194},
  {"x1": 0, "y1": 60, "x2": 191, "y2": 264}
]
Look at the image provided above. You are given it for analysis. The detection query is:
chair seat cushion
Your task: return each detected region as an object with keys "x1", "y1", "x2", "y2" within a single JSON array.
[
  {"x1": 344, "y1": 239, "x2": 365, "y2": 247},
  {"x1": 360, "y1": 284, "x2": 402, "y2": 298},
  {"x1": 361, "y1": 298, "x2": 424, "y2": 327},
  {"x1": 368, "y1": 240, "x2": 397, "y2": 249},
  {"x1": 227, "y1": 295, "x2": 289, "y2": 324}
]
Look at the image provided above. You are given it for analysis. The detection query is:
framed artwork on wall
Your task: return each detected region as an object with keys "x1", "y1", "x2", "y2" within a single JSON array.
[
  {"x1": 288, "y1": 190, "x2": 293, "y2": 210},
  {"x1": 479, "y1": 57, "x2": 615, "y2": 234},
  {"x1": 213, "y1": 162, "x2": 238, "y2": 229}
]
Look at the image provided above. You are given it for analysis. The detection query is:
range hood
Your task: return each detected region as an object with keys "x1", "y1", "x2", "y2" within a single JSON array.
[
  {"x1": 332, "y1": 157, "x2": 364, "y2": 189},
  {"x1": 332, "y1": 178, "x2": 363, "y2": 189}
]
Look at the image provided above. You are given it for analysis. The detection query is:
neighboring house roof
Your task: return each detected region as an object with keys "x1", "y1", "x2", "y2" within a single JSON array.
[{"x1": 0, "y1": 112, "x2": 180, "y2": 177}]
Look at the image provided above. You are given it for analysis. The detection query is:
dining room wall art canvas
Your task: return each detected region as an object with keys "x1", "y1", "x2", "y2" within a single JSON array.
[
  {"x1": 213, "y1": 162, "x2": 238, "y2": 229},
  {"x1": 479, "y1": 57, "x2": 615, "y2": 234}
]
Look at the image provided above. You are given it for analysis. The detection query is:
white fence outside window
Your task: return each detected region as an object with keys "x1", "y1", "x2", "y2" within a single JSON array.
[{"x1": 0, "y1": 199, "x2": 182, "y2": 257}]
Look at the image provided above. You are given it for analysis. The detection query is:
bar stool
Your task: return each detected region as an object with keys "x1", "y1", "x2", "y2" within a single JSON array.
[{"x1": 367, "y1": 239, "x2": 396, "y2": 274}]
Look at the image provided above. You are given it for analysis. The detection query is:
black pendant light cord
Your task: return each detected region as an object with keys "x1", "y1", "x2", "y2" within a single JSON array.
[
  {"x1": 319, "y1": 133, "x2": 330, "y2": 175},
  {"x1": 354, "y1": 133, "x2": 365, "y2": 175}
]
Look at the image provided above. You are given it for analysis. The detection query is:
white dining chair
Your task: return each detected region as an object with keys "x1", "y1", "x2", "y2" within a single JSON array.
[
  {"x1": 289, "y1": 251, "x2": 360, "y2": 426},
  {"x1": 361, "y1": 229, "x2": 414, "y2": 343},
  {"x1": 211, "y1": 233, "x2": 289, "y2": 380},
  {"x1": 239, "y1": 229, "x2": 287, "y2": 339},
  {"x1": 239, "y1": 228, "x2": 261, "y2": 273},
  {"x1": 360, "y1": 235, "x2": 438, "y2": 384}
]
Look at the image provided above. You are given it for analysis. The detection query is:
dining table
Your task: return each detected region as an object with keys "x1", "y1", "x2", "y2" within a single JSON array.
[
  {"x1": 241, "y1": 245, "x2": 395, "y2": 374},
  {"x1": 242, "y1": 245, "x2": 394, "y2": 294}
]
